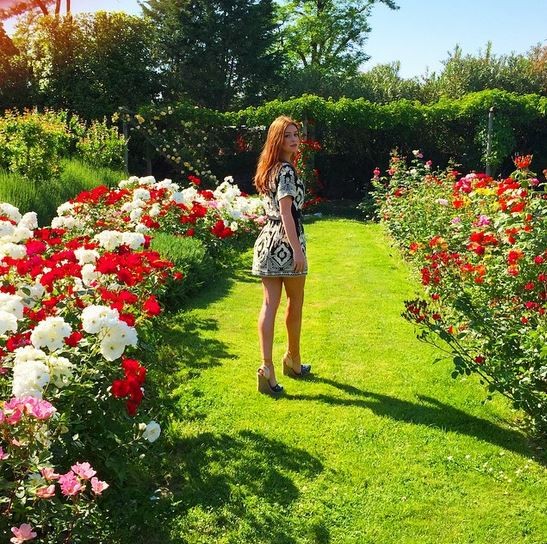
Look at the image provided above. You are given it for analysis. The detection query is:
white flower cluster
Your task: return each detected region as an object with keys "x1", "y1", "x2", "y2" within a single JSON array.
[
  {"x1": 118, "y1": 175, "x2": 158, "y2": 188},
  {"x1": 0, "y1": 293, "x2": 24, "y2": 336},
  {"x1": 0, "y1": 203, "x2": 37, "y2": 258},
  {"x1": 93, "y1": 230, "x2": 145, "y2": 251},
  {"x1": 171, "y1": 186, "x2": 198, "y2": 206},
  {"x1": 30, "y1": 316, "x2": 72, "y2": 352},
  {"x1": 215, "y1": 178, "x2": 264, "y2": 222},
  {"x1": 11, "y1": 346, "x2": 74, "y2": 398},
  {"x1": 81, "y1": 305, "x2": 138, "y2": 361},
  {"x1": 51, "y1": 215, "x2": 80, "y2": 230}
]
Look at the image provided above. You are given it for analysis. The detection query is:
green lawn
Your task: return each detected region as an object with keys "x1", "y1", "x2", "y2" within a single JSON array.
[{"x1": 144, "y1": 217, "x2": 546, "y2": 544}]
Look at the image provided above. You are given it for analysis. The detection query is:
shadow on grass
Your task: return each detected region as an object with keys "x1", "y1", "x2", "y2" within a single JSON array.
[
  {"x1": 285, "y1": 377, "x2": 546, "y2": 466},
  {"x1": 124, "y1": 431, "x2": 326, "y2": 544}
]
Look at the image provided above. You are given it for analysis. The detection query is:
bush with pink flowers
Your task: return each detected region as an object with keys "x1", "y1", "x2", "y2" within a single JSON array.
[
  {"x1": 0, "y1": 174, "x2": 264, "y2": 541},
  {"x1": 371, "y1": 151, "x2": 547, "y2": 436}
]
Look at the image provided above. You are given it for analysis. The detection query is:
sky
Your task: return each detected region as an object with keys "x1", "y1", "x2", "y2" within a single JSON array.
[{"x1": 4, "y1": 0, "x2": 547, "y2": 79}]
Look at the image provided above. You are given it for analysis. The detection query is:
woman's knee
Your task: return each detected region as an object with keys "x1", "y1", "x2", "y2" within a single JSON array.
[{"x1": 286, "y1": 298, "x2": 303, "y2": 317}]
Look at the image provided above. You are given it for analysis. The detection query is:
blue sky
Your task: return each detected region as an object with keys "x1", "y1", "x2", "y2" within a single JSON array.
[{"x1": 5, "y1": 0, "x2": 547, "y2": 78}]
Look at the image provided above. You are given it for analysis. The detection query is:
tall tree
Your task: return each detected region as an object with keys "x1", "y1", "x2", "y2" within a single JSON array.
[
  {"x1": 141, "y1": 0, "x2": 285, "y2": 110},
  {"x1": 11, "y1": 12, "x2": 159, "y2": 118},
  {"x1": 279, "y1": 0, "x2": 398, "y2": 75}
]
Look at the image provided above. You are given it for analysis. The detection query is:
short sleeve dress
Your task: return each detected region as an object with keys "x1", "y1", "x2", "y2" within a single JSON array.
[{"x1": 252, "y1": 163, "x2": 307, "y2": 277}]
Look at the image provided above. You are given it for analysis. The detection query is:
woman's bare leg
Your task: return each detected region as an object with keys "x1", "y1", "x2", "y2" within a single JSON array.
[
  {"x1": 258, "y1": 277, "x2": 283, "y2": 385},
  {"x1": 283, "y1": 276, "x2": 306, "y2": 372}
]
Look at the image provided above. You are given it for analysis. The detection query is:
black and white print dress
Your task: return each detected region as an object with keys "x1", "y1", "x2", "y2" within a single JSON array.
[{"x1": 252, "y1": 163, "x2": 307, "y2": 277}]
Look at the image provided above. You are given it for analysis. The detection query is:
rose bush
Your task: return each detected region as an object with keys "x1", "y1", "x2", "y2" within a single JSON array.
[
  {"x1": 0, "y1": 175, "x2": 264, "y2": 541},
  {"x1": 371, "y1": 151, "x2": 547, "y2": 436}
]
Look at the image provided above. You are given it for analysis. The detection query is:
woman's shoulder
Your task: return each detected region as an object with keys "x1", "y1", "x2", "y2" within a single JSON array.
[{"x1": 278, "y1": 162, "x2": 297, "y2": 177}]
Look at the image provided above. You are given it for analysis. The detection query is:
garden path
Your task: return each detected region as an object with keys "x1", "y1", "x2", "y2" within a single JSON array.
[{"x1": 156, "y1": 217, "x2": 547, "y2": 544}]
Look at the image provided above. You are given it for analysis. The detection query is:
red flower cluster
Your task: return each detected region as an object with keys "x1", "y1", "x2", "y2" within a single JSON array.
[
  {"x1": 513, "y1": 154, "x2": 533, "y2": 170},
  {"x1": 211, "y1": 219, "x2": 233, "y2": 239},
  {"x1": 95, "y1": 249, "x2": 172, "y2": 287},
  {"x1": 111, "y1": 358, "x2": 147, "y2": 416},
  {"x1": 466, "y1": 231, "x2": 498, "y2": 255}
]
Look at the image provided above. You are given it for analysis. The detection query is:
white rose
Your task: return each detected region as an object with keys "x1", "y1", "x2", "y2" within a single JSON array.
[
  {"x1": 133, "y1": 188, "x2": 151, "y2": 201},
  {"x1": 0, "y1": 242, "x2": 26, "y2": 259},
  {"x1": 12, "y1": 359, "x2": 50, "y2": 398},
  {"x1": 48, "y1": 355, "x2": 74, "y2": 388},
  {"x1": 0, "y1": 221, "x2": 15, "y2": 239},
  {"x1": 0, "y1": 293, "x2": 24, "y2": 319},
  {"x1": 30, "y1": 317, "x2": 72, "y2": 352},
  {"x1": 142, "y1": 421, "x2": 161, "y2": 443},
  {"x1": 81, "y1": 305, "x2": 119, "y2": 334},
  {"x1": 99, "y1": 338, "x2": 126, "y2": 361},
  {"x1": 56, "y1": 202, "x2": 74, "y2": 216},
  {"x1": 135, "y1": 223, "x2": 150, "y2": 234},
  {"x1": 121, "y1": 232, "x2": 145, "y2": 249},
  {"x1": 19, "y1": 212, "x2": 38, "y2": 230},
  {"x1": 81, "y1": 263, "x2": 100, "y2": 286},
  {"x1": 10, "y1": 226, "x2": 33, "y2": 243},
  {"x1": 129, "y1": 208, "x2": 143, "y2": 222},
  {"x1": 0, "y1": 310, "x2": 18, "y2": 335},
  {"x1": 74, "y1": 248, "x2": 100, "y2": 266},
  {"x1": 0, "y1": 203, "x2": 22, "y2": 223}
]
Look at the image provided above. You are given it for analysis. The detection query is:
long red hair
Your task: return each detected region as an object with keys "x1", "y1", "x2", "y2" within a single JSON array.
[{"x1": 254, "y1": 115, "x2": 300, "y2": 194}]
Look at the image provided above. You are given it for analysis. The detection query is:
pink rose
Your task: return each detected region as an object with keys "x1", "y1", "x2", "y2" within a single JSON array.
[
  {"x1": 10, "y1": 524, "x2": 37, "y2": 543},
  {"x1": 59, "y1": 471, "x2": 83, "y2": 496},
  {"x1": 36, "y1": 485, "x2": 56, "y2": 499},
  {"x1": 30, "y1": 399, "x2": 56, "y2": 420},
  {"x1": 71, "y1": 462, "x2": 96, "y2": 480},
  {"x1": 40, "y1": 467, "x2": 60, "y2": 481},
  {"x1": 0, "y1": 446, "x2": 9, "y2": 460},
  {"x1": 91, "y1": 477, "x2": 110, "y2": 495}
]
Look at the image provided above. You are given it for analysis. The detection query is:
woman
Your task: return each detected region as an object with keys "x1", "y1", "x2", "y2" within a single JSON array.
[{"x1": 252, "y1": 115, "x2": 312, "y2": 396}]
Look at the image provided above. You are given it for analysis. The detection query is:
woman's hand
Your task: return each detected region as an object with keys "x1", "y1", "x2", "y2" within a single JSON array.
[
  {"x1": 279, "y1": 196, "x2": 306, "y2": 273},
  {"x1": 293, "y1": 248, "x2": 307, "y2": 273}
]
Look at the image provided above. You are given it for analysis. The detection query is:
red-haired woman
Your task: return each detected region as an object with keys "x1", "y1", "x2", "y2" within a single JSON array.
[{"x1": 252, "y1": 115, "x2": 312, "y2": 396}]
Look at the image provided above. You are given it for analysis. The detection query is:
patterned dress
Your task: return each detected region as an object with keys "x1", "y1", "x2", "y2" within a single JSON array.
[{"x1": 252, "y1": 162, "x2": 307, "y2": 277}]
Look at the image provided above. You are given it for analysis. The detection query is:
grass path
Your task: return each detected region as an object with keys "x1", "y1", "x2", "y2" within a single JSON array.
[{"x1": 155, "y1": 218, "x2": 546, "y2": 544}]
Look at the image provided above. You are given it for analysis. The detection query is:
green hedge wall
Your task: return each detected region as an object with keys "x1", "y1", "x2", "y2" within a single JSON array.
[{"x1": 133, "y1": 90, "x2": 547, "y2": 198}]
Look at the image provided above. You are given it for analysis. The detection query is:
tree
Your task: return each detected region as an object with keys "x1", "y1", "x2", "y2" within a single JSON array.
[
  {"x1": 9, "y1": 12, "x2": 159, "y2": 118},
  {"x1": 423, "y1": 43, "x2": 546, "y2": 101},
  {"x1": 279, "y1": 0, "x2": 398, "y2": 74},
  {"x1": 141, "y1": 0, "x2": 285, "y2": 110},
  {"x1": 355, "y1": 62, "x2": 421, "y2": 103}
]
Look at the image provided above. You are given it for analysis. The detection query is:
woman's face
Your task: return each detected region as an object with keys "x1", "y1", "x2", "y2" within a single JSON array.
[{"x1": 280, "y1": 124, "x2": 300, "y2": 156}]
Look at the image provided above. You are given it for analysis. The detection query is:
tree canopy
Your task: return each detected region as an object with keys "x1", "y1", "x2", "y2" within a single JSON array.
[{"x1": 141, "y1": 0, "x2": 284, "y2": 110}]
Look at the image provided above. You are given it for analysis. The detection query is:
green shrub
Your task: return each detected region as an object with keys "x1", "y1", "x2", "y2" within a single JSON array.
[
  {"x1": 77, "y1": 118, "x2": 126, "y2": 170},
  {"x1": 150, "y1": 233, "x2": 217, "y2": 309},
  {"x1": 0, "y1": 109, "x2": 71, "y2": 183}
]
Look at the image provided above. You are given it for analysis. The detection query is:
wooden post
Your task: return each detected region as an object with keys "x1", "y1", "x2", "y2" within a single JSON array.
[
  {"x1": 122, "y1": 120, "x2": 129, "y2": 175},
  {"x1": 145, "y1": 140, "x2": 152, "y2": 175},
  {"x1": 485, "y1": 107, "x2": 495, "y2": 176}
]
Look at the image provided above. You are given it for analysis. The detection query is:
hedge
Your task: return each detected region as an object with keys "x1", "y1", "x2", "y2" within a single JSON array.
[{"x1": 128, "y1": 90, "x2": 547, "y2": 198}]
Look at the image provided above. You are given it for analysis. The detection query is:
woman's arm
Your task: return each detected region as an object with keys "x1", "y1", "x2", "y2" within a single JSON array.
[{"x1": 279, "y1": 196, "x2": 306, "y2": 273}]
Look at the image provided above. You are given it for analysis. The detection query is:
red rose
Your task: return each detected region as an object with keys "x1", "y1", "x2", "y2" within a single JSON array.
[
  {"x1": 65, "y1": 331, "x2": 83, "y2": 347},
  {"x1": 143, "y1": 295, "x2": 161, "y2": 316},
  {"x1": 111, "y1": 379, "x2": 129, "y2": 398}
]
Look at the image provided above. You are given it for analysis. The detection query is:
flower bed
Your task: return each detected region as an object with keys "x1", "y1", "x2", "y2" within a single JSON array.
[
  {"x1": 371, "y1": 152, "x2": 547, "y2": 436},
  {"x1": 0, "y1": 175, "x2": 263, "y2": 541}
]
